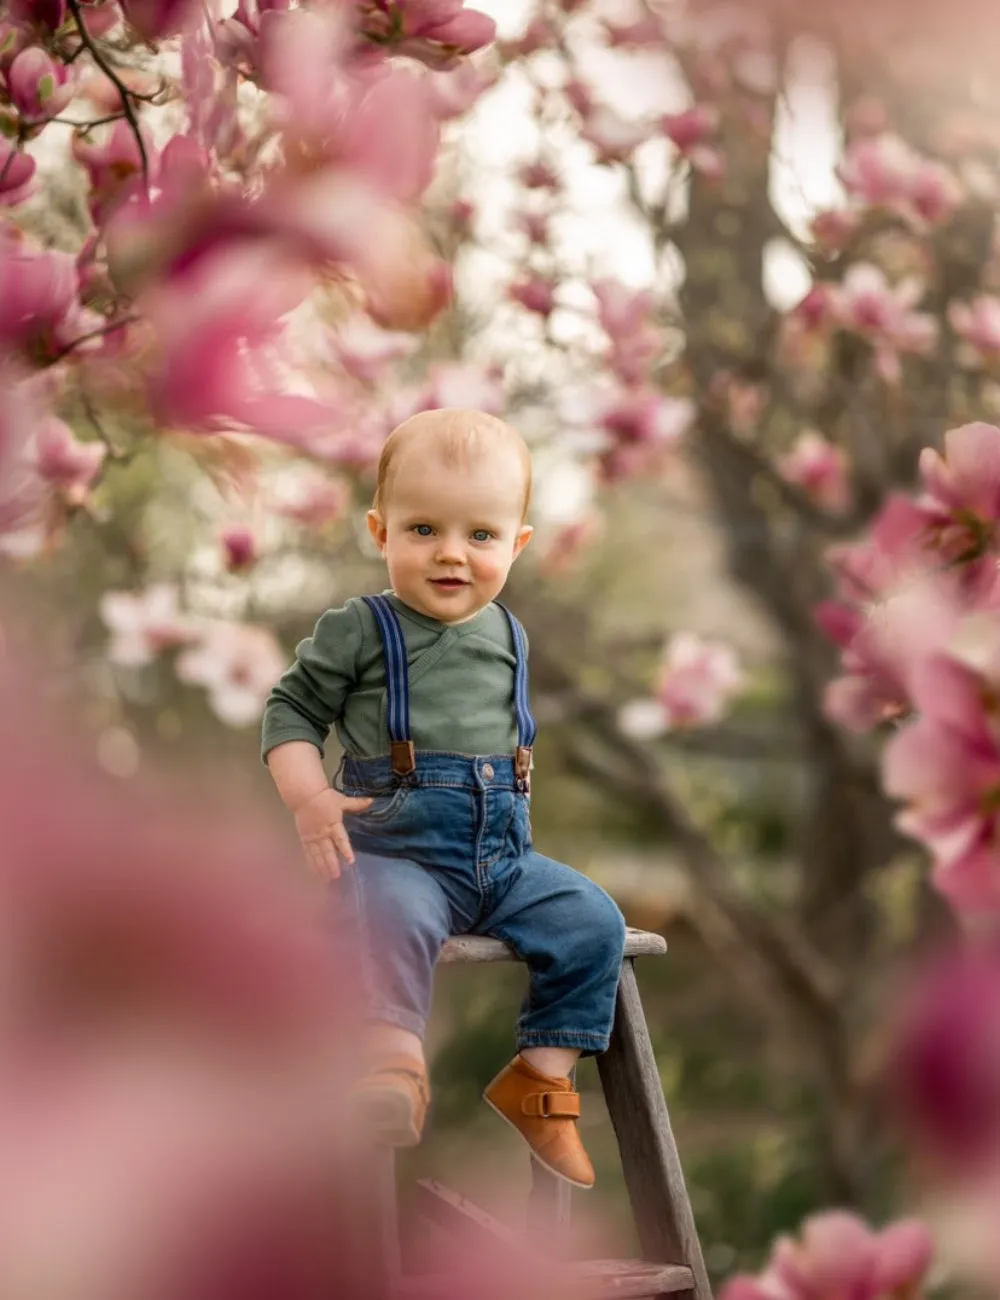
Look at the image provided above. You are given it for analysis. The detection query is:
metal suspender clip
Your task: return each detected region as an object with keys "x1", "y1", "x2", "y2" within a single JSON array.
[{"x1": 390, "y1": 739, "x2": 416, "y2": 777}]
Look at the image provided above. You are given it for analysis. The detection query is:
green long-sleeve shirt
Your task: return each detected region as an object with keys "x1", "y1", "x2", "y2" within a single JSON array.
[{"x1": 261, "y1": 593, "x2": 526, "y2": 763}]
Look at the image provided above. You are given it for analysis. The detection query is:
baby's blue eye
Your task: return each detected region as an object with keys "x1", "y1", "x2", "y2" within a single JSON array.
[
  {"x1": 472, "y1": 529, "x2": 493, "y2": 542},
  {"x1": 412, "y1": 524, "x2": 433, "y2": 536}
]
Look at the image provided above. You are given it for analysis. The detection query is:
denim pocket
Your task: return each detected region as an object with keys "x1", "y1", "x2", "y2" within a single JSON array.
[{"x1": 343, "y1": 783, "x2": 410, "y2": 826}]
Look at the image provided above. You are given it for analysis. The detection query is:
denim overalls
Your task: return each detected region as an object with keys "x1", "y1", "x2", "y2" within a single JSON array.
[{"x1": 336, "y1": 595, "x2": 626, "y2": 1057}]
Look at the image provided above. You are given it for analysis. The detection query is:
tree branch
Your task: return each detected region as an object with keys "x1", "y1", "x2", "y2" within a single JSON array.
[{"x1": 65, "y1": 0, "x2": 150, "y2": 192}]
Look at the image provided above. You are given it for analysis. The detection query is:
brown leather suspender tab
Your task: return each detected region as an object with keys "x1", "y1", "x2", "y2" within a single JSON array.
[{"x1": 390, "y1": 739, "x2": 416, "y2": 776}]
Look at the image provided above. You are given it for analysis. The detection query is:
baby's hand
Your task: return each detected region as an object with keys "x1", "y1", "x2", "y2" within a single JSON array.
[{"x1": 293, "y1": 787, "x2": 372, "y2": 882}]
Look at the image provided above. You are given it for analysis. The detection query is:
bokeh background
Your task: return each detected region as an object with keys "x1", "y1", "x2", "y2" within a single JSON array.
[{"x1": 8, "y1": 0, "x2": 1000, "y2": 1292}]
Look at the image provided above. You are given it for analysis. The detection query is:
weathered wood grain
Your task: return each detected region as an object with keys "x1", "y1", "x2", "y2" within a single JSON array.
[
  {"x1": 438, "y1": 928, "x2": 667, "y2": 964},
  {"x1": 597, "y1": 960, "x2": 712, "y2": 1300}
]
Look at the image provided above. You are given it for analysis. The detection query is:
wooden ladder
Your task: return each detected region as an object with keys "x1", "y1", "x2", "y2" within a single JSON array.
[{"x1": 361, "y1": 928, "x2": 712, "y2": 1300}]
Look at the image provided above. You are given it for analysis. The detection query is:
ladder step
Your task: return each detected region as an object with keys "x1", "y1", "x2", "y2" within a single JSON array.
[{"x1": 402, "y1": 1259, "x2": 693, "y2": 1299}]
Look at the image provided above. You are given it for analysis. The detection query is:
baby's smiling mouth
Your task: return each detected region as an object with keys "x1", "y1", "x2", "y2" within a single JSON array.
[{"x1": 430, "y1": 577, "x2": 469, "y2": 587}]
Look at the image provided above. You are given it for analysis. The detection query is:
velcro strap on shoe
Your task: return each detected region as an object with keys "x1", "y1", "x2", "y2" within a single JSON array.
[{"x1": 521, "y1": 1090, "x2": 581, "y2": 1119}]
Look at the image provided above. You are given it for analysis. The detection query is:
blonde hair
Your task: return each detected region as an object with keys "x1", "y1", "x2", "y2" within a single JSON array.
[{"x1": 372, "y1": 408, "x2": 533, "y2": 520}]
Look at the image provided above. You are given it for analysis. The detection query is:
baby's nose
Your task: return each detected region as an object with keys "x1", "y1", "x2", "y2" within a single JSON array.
[{"x1": 435, "y1": 537, "x2": 466, "y2": 562}]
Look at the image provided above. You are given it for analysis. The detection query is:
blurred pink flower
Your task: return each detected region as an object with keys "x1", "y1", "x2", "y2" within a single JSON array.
[
  {"x1": 220, "y1": 523, "x2": 257, "y2": 572},
  {"x1": 0, "y1": 241, "x2": 78, "y2": 365},
  {"x1": 100, "y1": 584, "x2": 198, "y2": 666},
  {"x1": 420, "y1": 361, "x2": 504, "y2": 413},
  {"x1": 386, "y1": 0, "x2": 497, "y2": 68},
  {"x1": 32, "y1": 416, "x2": 105, "y2": 497},
  {"x1": 519, "y1": 160, "x2": 560, "y2": 191},
  {"x1": 592, "y1": 279, "x2": 662, "y2": 385},
  {"x1": 603, "y1": 14, "x2": 663, "y2": 46},
  {"x1": 120, "y1": 0, "x2": 197, "y2": 40},
  {"x1": 0, "y1": 141, "x2": 37, "y2": 205},
  {"x1": 579, "y1": 105, "x2": 647, "y2": 164},
  {"x1": 721, "y1": 1211, "x2": 933, "y2": 1300},
  {"x1": 142, "y1": 242, "x2": 340, "y2": 442},
  {"x1": 597, "y1": 389, "x2": 694, "y2": 479},
  {"x1": 264, "y1": 11, "x2": 440, "y2": 204},
  {"x1": 883, "y1": 616, "x2": 1000, "y2": 913},
  {"x1": 270, "y1": 466, "x2": 348, "y2": 529},
  {"x1": 839, "y1": 132, "x2": 961, "y2": 229},
  {"x1": 72, "y1": 118, "x2": 156, "y2": 222},
  {"x1": 918, "y1": 422, "x2": 1000, "y2": 564},
  {"x1": 510, "y1": 274, "x2": 557, "y2": 316},
  {"x1": 810, "y1": 208, "x2": 861, "y2": 252},
  {"x1": 331, "y1": 314, "x2": 419, "y2": 384},
  {"x1": 832, "y1": 263, "x2": 937, "y2": 383},
  {"x1": 777, "y1": 430, "x2": 851, "y2": 513},
  {"x1": 537, "y1": 511, "x2": 603, "y2": 576},
  {"x1": 499, "y1": 15, "x2": 556, "y2": 58},
  {"x1": 949, "y1": 296, "x2": 1000, "y2": 368},
  {"x1": 175, "y1": 620, "x2": 287, "y2": 726},
  {"x1": 890, "y1": 947, "x2": 1000, "y2": 1175},
  {"x1": 7, "y1": 0, "x2": 65, "y2": 30},
  {"x1": 619, "y1": 632, "x2": 743, "y2": 736},
  {"x1": 515, "y1": 211, "x2": 549, "y2": 245},
  {"x1": 425, "y1": 58, "x2": 496, "y2": 118},
  {"x1": 662, "y1": 105, "x2": 724, "y2": 178},
  {"x1": 7, "y1": 46, "x2": 75, "y2": 121}
]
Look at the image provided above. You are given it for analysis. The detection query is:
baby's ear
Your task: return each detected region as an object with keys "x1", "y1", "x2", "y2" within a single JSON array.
[
  {"x1": 366, "y1": 510, "x2": 388, "y2": 551},
  {"x1": 513, "y1": 525, "x2": 533, "y2": 559}
]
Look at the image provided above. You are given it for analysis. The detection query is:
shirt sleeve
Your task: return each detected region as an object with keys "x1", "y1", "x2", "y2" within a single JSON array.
[{"x1": 260, "y1": 602, "x2": 365, "y2": 763}]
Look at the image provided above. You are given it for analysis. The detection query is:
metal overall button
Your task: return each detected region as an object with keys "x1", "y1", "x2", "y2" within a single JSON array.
[{"x1": 482, "y1": 763, "x2": 495, "y2": 781}]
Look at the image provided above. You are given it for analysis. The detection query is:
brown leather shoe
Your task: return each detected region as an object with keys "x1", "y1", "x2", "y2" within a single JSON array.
[
  {"x1": 483, "y1": 1055, "x2": 595, "y2": 1189},
  {"x1": 353, "y1": 1055, "x2": 429, "y2": 1147}
]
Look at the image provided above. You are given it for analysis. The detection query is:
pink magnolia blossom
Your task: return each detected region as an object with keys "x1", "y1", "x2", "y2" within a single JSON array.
[
  {"x1": 141, "y1": 242, "x2": 339, "y2": 442},
  {"x1": 510, "y1": 274, "x2": 557, "y2": 316},
  {"x1": 620, "y1": 632, "x2": 743, "y2": 736},
  {"x1": 917, "y1": 422, "x2": 1000, "y2": 564},
  {"x1": 720, "y1": 1211, "x2": 933, "y2": 1300},
  {"x1": 949, "y1": 296, "x2": 1000, "y2": 368},
  {"x1": 220, "y1": 523, "x2": 256, "y2": 571},
  {"x1": 579, "y1": 105, "x2": 648, "y2": 164},
  {"x1": 515, "y1": 211, "x2": 549, "y2": 245},
  {"x1": 821, "y1": 576, "x2": 964, "y2": 734},
  {"x1": 839, "y1": 132, "x2": 962, "y2": 229},
  {"x1": 662, "y1": 105, "x2": 724, "y2": 178},
  {"x1": 269, "y1": 467, "x2": 348, "y2": 528},
  {"x1": 777, "y1": 430, "x2": 851, "y2": 513},
  {"x1": 360, "y1": 0, "x2": 497, "y2": 68},
  {"x1": 120, "y1": 0, "x2": 197, "y2": 40},
  {"x1": 602, "y1": 14, "x2": 664, "y2": 46},
  {"x1": 32, "y1": 416, "x2": 105, "y2": 498},
  {"x1": 7, "y1": 46, "x2": 75, "y2": 121},
  {"x1": 449, "y1": 197, "x2": 475, "y2": 233},
  {"x1": 537, "y1": 511, "x2": 604, "y2": 576},
  {"x1": 331, "y1": 314, "x2": 419, "y2": 384},
  {"x1": 832, "y1": 263, "x2": 937, "y2": 383},
  {"x1": 597, "y1": 389, "x2": 694, "y2": 480},
  {"x1": 883, "y1": 613, "x2": 1000, "y2": 913},
  {"x1": 7, "y1": 0, "x2": 65, "y2": 30},
  {"x1": 499, "y1": 15, "x2": 556, "y2": 58},
  {"x1": 0, "y1": 141, "x2": 36, "y2": 206},
  {"x1": 889, "y1": 947, "x2": 1000, "y2": 1175},
  {"x1": 592, "y1": 279, "x2": 662, "y2": 385},
  {"x1": 264, "y1": 11, "x2": 440, "y2": 205},
  {"x1": 419, "y1": 361, "x2": 504, "y2": 413},
  {"x1": 0, "y1": 19, "x2": 29, "y2": 69},
  {"x1": 425, "y1": 58, "x2": 496, "y2": 119},
  {"x1": 0, "y1": 241, "x2": 78, "y2": 365},
  {"x1": 175, "y1": 621, "x2": 286, "y2": 727},
  {"x1": 519, "y1": 160, "x2": 560, "y2": 191},
  {"x1": 72, "y1": 118, "x2": 156, "y2": 222},
  {"x1": 810, "y1": 208, "x2": 861, "y2": 252},
  {"x1": 100, "y1": 584, "x2": 198, "y2": 666}
]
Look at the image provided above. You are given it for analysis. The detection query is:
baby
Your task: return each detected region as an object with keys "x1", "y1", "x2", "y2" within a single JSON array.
[{"x1": 261, "y1": 408, "x2": 626, "y2": 1188}]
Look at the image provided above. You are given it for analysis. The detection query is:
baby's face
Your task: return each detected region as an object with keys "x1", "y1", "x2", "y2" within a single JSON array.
[{"x1": 367, "y1": 444, "x2": 532, "y2": 624}]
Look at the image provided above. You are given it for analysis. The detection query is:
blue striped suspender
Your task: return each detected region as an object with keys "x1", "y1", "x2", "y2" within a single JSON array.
[
  {"x1": 361, "y1": 595, "x2": 537, "y2": 782},
  {"x1": 361, "y1": 595, "x2": 416, "y2": 776},
  {"x1": 494, "y1": 602, "x2": 536, "y2": 783}
]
